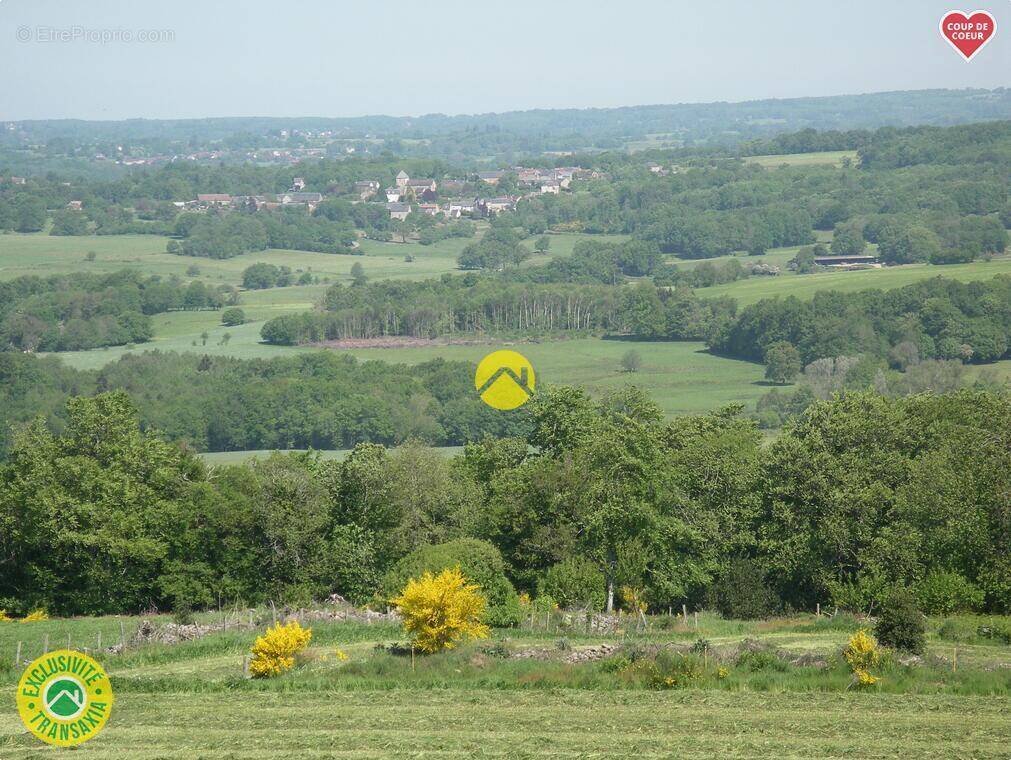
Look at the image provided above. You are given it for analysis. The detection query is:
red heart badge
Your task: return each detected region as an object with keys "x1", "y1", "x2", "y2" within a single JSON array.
[{"x1": 939, "y1": 10, "x2": 997, "y2": 61}]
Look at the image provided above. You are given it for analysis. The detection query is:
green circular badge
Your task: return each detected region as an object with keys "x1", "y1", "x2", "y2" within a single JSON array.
[{"x1": 16, "y1": 650, "x2": 114, "y2": 747}]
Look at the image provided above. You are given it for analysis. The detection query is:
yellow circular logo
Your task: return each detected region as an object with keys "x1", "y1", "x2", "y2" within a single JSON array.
[
  {"x1": 475, "y1": 350, "x2": 536, "y2": 410},
  {"x1": 16, "y1": 650, "x2": 114, "y2": 747}
]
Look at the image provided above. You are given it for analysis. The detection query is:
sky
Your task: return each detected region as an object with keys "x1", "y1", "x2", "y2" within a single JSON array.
[{"x1": 1, "y1": 0, "x2": 1009, "y2": 120}]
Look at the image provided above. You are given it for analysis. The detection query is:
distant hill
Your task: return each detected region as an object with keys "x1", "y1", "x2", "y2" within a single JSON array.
[{"x1": 5, "y1": 88, "x2": 1011, "y2": 159}]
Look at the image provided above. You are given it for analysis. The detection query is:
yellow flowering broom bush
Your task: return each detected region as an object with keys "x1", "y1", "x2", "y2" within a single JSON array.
[
  {"x1": 843, "y1": 629, "x2": 881, "y2": 686},
  {"x1": 249, "y1": 619, "x2": 312, "y2": 678},
  {"x1": 391, "y1": 566, "x2": 490, "y2": 653},
  {"x1": 20, "y1": 609, "x2": 48, "y2": 623},
  {"x1": 0, "y1": 610, "x2": 13, "y2": 622}
]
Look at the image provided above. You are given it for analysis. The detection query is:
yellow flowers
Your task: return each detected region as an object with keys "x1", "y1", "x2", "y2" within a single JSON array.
[
  {"x1": 621, "y1": 586, "x2": 647, "y2": 614},
  {"x1": 391, "y1": 566, "x2": 490, "y2": 653},
  {"x1": 334, "y1": 648, "x2": 348, "y2": 662},
  {"x1": 20, "y1": 609, "x2": 48, "y2": 623},
  {"x1": 0, "y1": 610, "x2": 12, "y2": 622},
  {"x1": 249, "y1": 620, "x2": 312, "y2": 678},
  {"x1": 717, "y1": 666, "x2": 730, "y2": 680},
  {"x1": 844, "y1": 629, "x2": 881, "y2": 687}
]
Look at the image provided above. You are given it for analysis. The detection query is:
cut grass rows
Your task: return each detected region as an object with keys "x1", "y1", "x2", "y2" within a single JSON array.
[{"x1": 1, "y1": 690, "x2": 1008, "y2": 758}]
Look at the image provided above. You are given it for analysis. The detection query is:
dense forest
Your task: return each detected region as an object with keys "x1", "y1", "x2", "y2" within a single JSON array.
[
  {"x1": 0, "y1": 351, "x2": 525, "y2": 454},
  {"x1": 1, "y1": 386, "x2": 1006, "y2": 621}
]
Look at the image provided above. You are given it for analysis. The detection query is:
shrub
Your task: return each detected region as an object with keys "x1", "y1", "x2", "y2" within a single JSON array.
[
  {"x1": 221, "y1": 307, "x2": 246, "y2": 326},
  {"x1": 843, "y1": 629, "x2": 881, "y2": 686},
  {"x1": 249, "y1": 620, "x2": 312, "y2": 678},
  {"x1": 0, "y1": 610, "x2": 12, "y2": 622},
  {"x1": 390, "y1": 567, "x2": 490, "y2": 653},
  {"x1": 736, "y1": 648, "x2": 787, "y2": 673},
  {"x1": 622, "y1": 586, "x2": 648, "y2": 614},
  {"x1": 384, "y1": 539, "x2": 521, "y2": 626},
  {"x1": 914, "y1": 571, "x2": 984, "y2": 615},
  {"x1": 620, "y1": 350, "x2": 642, "y2": 373},
  {"x1": 538, "y1": 557, "x2": 605, "y2": 612},
  {"x1": 20, "y1": 609, "x2": 48, "y2": 623},
  {"x1": 874, "y1": 590, "x2": 926, "y2": 655},
  {"x1": 708, "y1": 558, "x2": 780, "y2": 619},
  {"x1": 171, "y1": 601, "x2": 195, "y2": 626},
  {"x1": 647, "y1": 651, "x2": 706, "y2": 689}
]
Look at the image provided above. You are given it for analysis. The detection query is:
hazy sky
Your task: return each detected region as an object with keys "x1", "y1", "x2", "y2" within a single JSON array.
[{"x1": 1, "y1": 0, "x2": 1009, "y2": 120}]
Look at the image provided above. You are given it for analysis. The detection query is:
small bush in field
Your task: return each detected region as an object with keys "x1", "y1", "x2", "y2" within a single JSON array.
[
  {"x1": 647, "y1": 651, "x2": 705, "y2": 689},
  {"x1": 843, "y1": 629, "x2": 881, "y2": 686},
  {"x1": 0, "y1": 610, "x2": 12, "y2": 622},
  {"x1": 249, "y1": 620, "x2": 312, "y2": 678},
  {"x1": 391, "y1": 566, "x2": 490, "y2": 653},
  {"x1": 875, "y1": 590, "x2": 926, "y2": 655},
  {"x1": 20, "y1": 609, "x2": 48, "y2": 623}
]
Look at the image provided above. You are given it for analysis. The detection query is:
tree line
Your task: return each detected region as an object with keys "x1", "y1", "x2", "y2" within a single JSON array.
[
  {"x1": 0, "y1": 351, "x2": 525, "y2": 455},
  {"x1": 709, "y1": 275, "x2": 1011, "y2": 367},
  {"x1": 1, "y1": 384, "x2": 1006, "y2": 620}
]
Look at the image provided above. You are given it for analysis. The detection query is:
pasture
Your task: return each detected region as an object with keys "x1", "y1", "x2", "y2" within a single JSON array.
[
  {"x1": 1, "y1": 612, "x2": 1009, "y2": 758},
  {"x1": 744, "y1": 149, "x2": 859, "y2": 168},
  {"x1": 697, "y1": 255, "x2": 1011, "y2": 306},
  {"x1": 198, "y1": 446, "x2": 464, "y2": 466},
  {"x1": 0, "y1": 230, "x2": 615, "y2": 286}
]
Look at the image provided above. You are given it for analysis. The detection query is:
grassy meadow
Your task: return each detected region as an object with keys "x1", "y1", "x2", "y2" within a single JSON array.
[
  {"x1": 198, "y1": 446, "x2": 465, "y2": 466},
  {"x1": 1, "y1": 612, "x2": 1009, "y2": 757},
  {"x1": 743, "y1": 150, "x2": 859, "y2": 168},
  {"x1": 696, "y1": 254, "x2": 1011, "y2": 306},
  {"x1": 0, "y1": 230, "x2": 620, "y2": 286}
]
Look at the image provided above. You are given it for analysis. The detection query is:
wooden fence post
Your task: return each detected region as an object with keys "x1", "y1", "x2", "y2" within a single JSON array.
[
  {"x1": 14, "y1": 641, "x2": 21, "y2": 671},
  {"x1": 66, "y1": 633, "x2": 71, "y2": 651},
  {"x1": 816, "y1": 603, "x2": 821, "y2": 617},
  {"x1": 242, "y1": 655, "x2": 251, "y2": 678},
  {"x1": 42, "y1": 634, "x2": 49, "y2": 654},
  {"x1": 270, "y1": 600, "x2": 278, "y2": 625},
  {"x1": 682, "y1": 604, "x2": 688, "y2": 622},
  {"x1": 97, "y1": 631, "x2": 102, "y2": 650},
  {"x1": 119, "y1": 620, "x2": 126, "y2": 648},
  {"x1": 694, "y1": 611, "x2": 698, "y2": 630}
]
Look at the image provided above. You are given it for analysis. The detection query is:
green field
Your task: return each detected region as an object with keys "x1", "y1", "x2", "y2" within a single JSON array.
[
  {"x1": 199, "y1": 446, "x2": 464, "y2": 466},
  {"x1": 697, "y1": 256, "x2": 1011, "y2": 306},
  {"x1": 4, "y1": 690, "x2": 1008, "y2": 758},
  {"x1": 0, "y1": 231, "x2": 618, "y2": 286},
  {"x1": 744, "y1": 150, "x2": 859, "y2": 168},
  {"x1": 2, "y1": 613, "x2": 1008, "y2": 757}
]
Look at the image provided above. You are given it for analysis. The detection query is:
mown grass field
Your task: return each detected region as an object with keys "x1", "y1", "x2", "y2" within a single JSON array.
[
  {"x1": 4, "y1": 690, "x2": 1009, "y2": 758},
  {"x1": 1, "y1": 613, "x2": 1009, "y2": 758}
]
